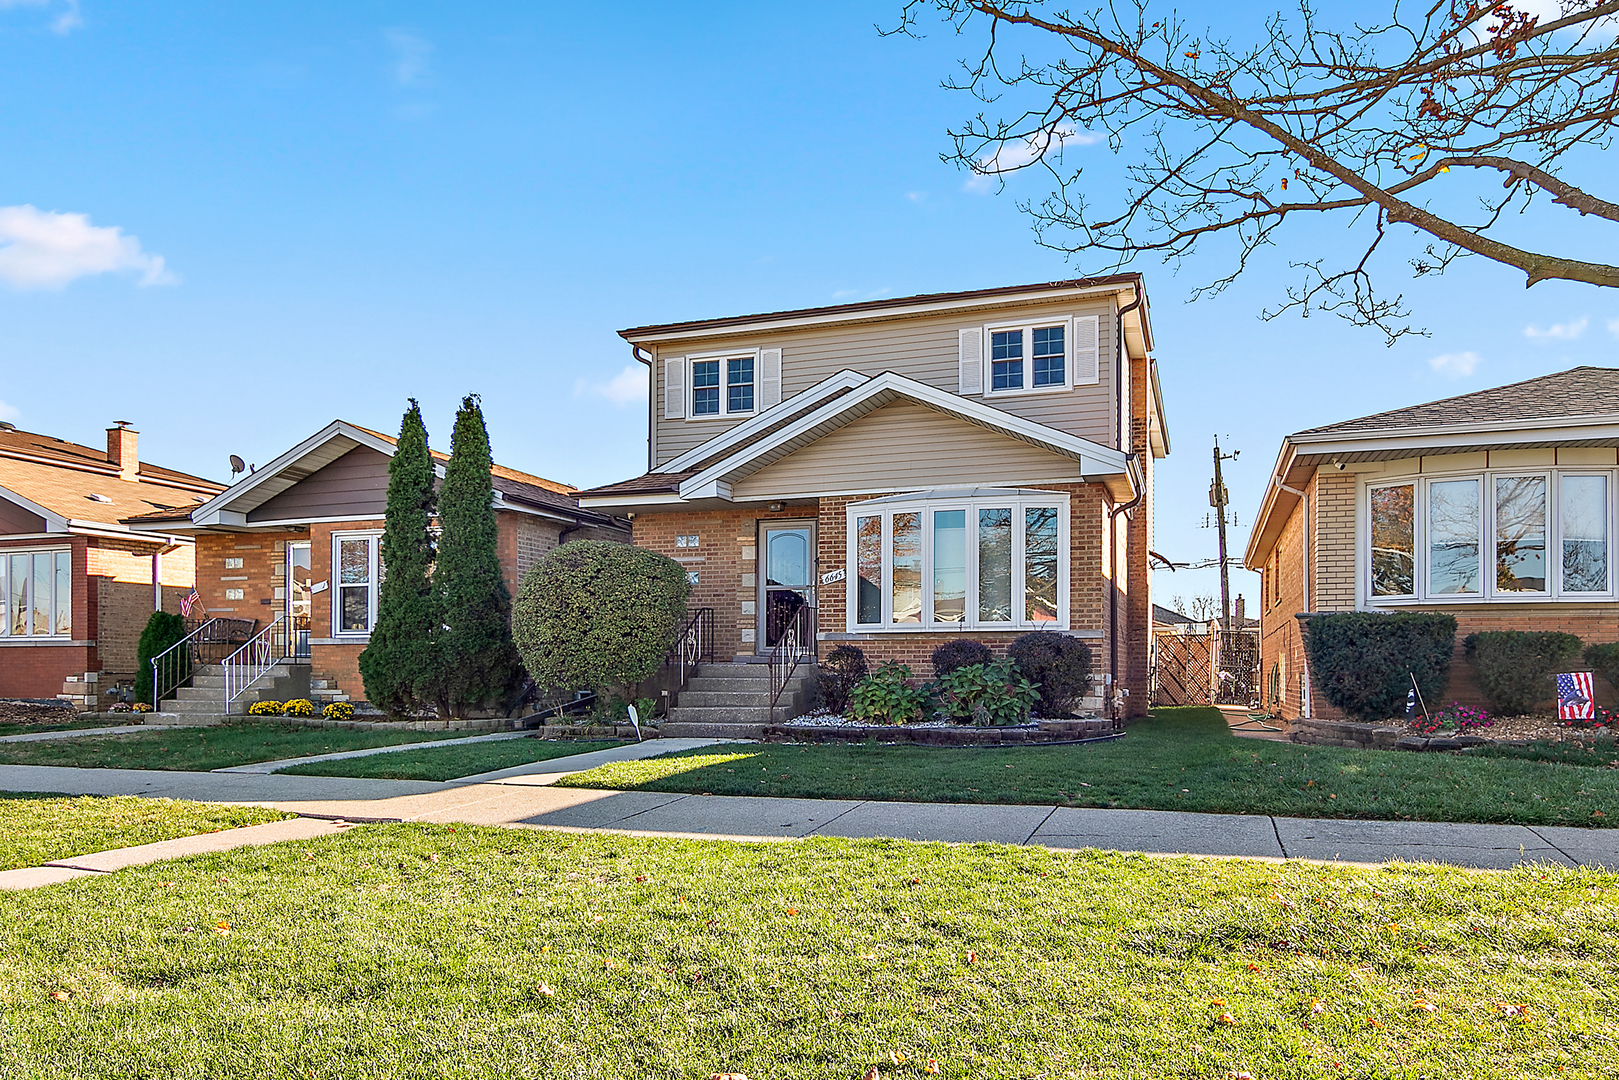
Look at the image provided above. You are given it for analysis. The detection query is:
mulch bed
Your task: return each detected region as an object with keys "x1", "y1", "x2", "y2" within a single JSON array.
[
  {"x1": 1454, "y1": 713, "x2": 1614, "y2": 743},
  {"x1": 0, "y1": 700, "x2": 77, "y2": 726}
]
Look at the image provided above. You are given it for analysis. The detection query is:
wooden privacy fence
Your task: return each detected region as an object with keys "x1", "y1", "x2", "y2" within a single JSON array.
[{"x1": 1151, "y1": 627, "x2": 1261, "y2": 707}]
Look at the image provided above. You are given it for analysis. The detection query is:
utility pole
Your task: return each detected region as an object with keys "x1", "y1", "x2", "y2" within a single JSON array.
[{"x1": 1210, "y1": 437, "x2": 1239, "y2": 630}]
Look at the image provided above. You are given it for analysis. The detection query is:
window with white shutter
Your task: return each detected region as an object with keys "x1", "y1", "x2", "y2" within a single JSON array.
[
  {"x1": 1072, "y1": 314, "x2": 1100, "y2": 386},
  {"x1": 664, "y1": 357, "x2": 686, "y2": 420},
  {"x1": 958, "y1": 329, "x2": 983, "y2": 395},
  {"x1": 759, "y1": 347, "x2": 782, "y2": 408}
]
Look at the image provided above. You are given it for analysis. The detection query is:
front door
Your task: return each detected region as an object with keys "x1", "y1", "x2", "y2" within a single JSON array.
[
  {"x1": 758, "y1": 522, "x2": 814, "y2": 652},
  {"x1": 285, "y1": 541, "x2": 312, "y2": 658}
]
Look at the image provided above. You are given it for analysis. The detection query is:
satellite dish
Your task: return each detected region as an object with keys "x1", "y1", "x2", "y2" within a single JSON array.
[{"x1": 229, "y1": 454, "x2": 246, "y2": 477}]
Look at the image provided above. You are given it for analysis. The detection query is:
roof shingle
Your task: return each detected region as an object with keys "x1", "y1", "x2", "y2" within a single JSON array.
[{"x1": 1296, "y1": 366, "x2": 1619, "y2": 438}]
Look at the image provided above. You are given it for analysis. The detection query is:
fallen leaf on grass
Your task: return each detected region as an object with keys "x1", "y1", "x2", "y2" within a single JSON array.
[
  {"x1": 965, "y1": 950, "x2": 977, "y2": 964},
  {"x1": 537, "y1": 983, "x2": 555, "y2": 997},
  {"x1": 787, "y1": 908, "x2": 798, "y2": 916},
  {"x1": 889, "y1": 1050, "x2": 906, "y2": 1065},
  {"x1": 1309, "y1": 999, "x2": 1327, "y2": 1014},
  {"x1": 1411, "y1": 999, "x2": 1437, "y2": 1013},
  {"x1": 1495, "y1": 1002, "x2": 1529, "y2": 1017},
  {"x1": 925, "y1": 1060, "x2": 940, "y2": 1074},
  {"x1": 863, "y1": 1068, "x2": 881, "y2": 1080},
  {"x1": 710, "y1": 1073, "x2": 748, "y2": 1080},
  {"x1": 1215, "y1": 1011, "x2": 1236, "y2": 1026},
  {"x1": 50, "y1": 991, "x2": 70, "y2": 1002},
  {"x1": 215, "y1": 921, "x2": 231, "y2": 936}
]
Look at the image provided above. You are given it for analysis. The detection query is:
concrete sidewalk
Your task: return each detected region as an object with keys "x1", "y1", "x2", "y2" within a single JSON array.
[
  {"x1": 4, "y1": 760, "x2": 1616, "y2": 871},
  {"x1": 0, "y1": 724, "x2": 180, "y2": 744}
]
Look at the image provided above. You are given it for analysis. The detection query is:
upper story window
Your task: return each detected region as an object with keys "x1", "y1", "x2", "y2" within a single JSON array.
[
  {"x1": 675, "y1": 351, "x2": 765, "y2": 419},
  {"x1": 847, "y1": 491, "x2": 1069, "y2": 631},
  {"x1": 1367, "y1": 468, "x2": 1612, "y2": 603},
  {"x1": 0, "y1": 548, "x2": 72, "y2": 639},
  {"x1": 961, "y1": 314, "x2": 1099, "y2": 397}
]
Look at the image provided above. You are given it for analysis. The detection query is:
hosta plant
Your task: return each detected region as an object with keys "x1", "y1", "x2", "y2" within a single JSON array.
[
  {"x1": 845, "y1": 663, "x2": 932, "y2": 726},
  {"x1": 935, "y1": 660, "x2": 1040, "y2": 726}
]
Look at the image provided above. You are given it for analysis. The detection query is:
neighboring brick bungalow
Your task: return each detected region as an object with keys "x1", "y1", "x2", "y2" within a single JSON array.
[
  {"x1": 1246, "y1": 366, "x2": 1619, "y2": 721},
  {"x1": 0, "y1": 421, "x2": 222, "y2": 704},
  {"x1": 578, "y1": 278, "x2": 1171, "y2": 719},
  {"x1": 129, "y1": 420, "x2": 628, "y2": 708}
]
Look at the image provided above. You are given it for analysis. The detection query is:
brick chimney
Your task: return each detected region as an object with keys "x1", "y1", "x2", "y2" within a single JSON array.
[
  {"x1": 107, "y1": 422, "x2": 139, "y2": 482},
  {"x1": 1234, "y1": 594, "x2": 1247, "y2": 626}
]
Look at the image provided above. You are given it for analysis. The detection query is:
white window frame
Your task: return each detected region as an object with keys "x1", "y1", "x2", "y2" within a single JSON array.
[
  {"x1": 844, "y1": 492, "x2": 1070, "y2": 632},
  {"x1": 1361, "y1": 467, "x2": 1618, "y2": 605},
  {"x1": 331, "y1": 530, "x2": 383, "y2": 638},
  {"x1": 982, "y1": 318, "x2": 1073, "y2": 397},
  {"x1": 0, "y1": 547, "x2": 73, "y2": 639},
  {"x1": 686, "y1": 349, "x2": 760, "y2": 420}
]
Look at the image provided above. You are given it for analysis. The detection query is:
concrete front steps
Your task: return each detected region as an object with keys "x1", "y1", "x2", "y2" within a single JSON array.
[
  {"x1": 659, "y1": 661, "x2": 816, "y2": 738},
  {"x1": 154, "y1": 661, "x2": 310, "y2": 725}
]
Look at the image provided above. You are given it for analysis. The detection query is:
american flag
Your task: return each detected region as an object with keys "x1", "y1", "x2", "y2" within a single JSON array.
[
  {"x1": 180, "y1": 589, "x2": 200, "y2": 618},
  {"x1": 1556, "y1": 671, "x2": 1595, "y2": 720}
]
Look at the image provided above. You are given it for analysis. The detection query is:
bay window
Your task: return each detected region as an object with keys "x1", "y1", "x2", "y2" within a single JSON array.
[
  {"x1": 0, "y1": 548, "x2": 72, "y2": 638},
  {"x1": 1366, "y1": 470, "x2": 1614, "y2": 602},
  {"x1": 848, "y1": 491, "x2": 1068, "y2": 630}
]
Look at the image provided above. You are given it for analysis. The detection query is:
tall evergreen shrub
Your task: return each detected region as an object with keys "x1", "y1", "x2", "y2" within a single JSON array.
[
  {"x1": 358, "y1": 400, "x2": 439, "y2": 716},
  {"x1": 1464, "y1": 630, "x2": 1583, "y2": 715},
  {"x1": 134, "y1": 610, "x2": 188, "y2": 706},
  {"x1": 431, "y1": 394, "x2": 524, "y2": 716},
  {"x1": 1301, "y1": 611, "x2": 1456, "y2": 723}
]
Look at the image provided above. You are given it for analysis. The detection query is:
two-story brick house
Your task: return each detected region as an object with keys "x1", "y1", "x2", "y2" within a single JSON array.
[
  {"x1": 578, "y1": 277, "x2": 1170, "y2": 718},
  {"x1": 1, "y1": 421, "x2": 221, "y2": 704}
]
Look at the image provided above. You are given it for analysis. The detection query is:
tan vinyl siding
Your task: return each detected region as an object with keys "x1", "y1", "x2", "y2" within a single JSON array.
[
  {"x1": 248, "y1": 447, "x2": 390, "y2": 523},
  {"x1": 730, "y1": 402, "x2": 1087, "y2": 499},
  {"x1": 652, "y1": 296, "x2": 1118, "y2": 468}
]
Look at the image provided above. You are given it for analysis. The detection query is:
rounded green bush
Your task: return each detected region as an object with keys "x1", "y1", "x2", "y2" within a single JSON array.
[
  {"x1": 931, "y1": 639, "x2": 994, "y2": 679},
  {"x1": 1007, "y1": 631, "x2": 1093, "y2": 718},
  {"x1": 512, "y1": 540, "x2": 690, "y2": 703}
]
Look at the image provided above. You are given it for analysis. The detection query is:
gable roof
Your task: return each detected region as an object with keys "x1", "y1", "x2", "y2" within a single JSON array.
[
  {"x1": 161, "y1": 420, "x2": 613, "y2": 532},
  {"x1": 1296, "y1": 366, "x2": 1619, "y2": 438},
  {"x1": 0, "y1": 424, "x2": 221, "y2": 536},
  {"x1": 580, "y1": 370, "x2": 1132, "y2": 508}
]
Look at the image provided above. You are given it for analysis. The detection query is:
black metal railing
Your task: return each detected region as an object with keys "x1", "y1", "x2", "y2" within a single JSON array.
[
  {"x1": 665, "y1": 608, "x2": 714, "y2": 703},
  {"x1": 767, "y1": 603, "x2": 815, "y2": 719}
]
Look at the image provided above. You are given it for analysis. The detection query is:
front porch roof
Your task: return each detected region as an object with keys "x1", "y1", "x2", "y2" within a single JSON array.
[{"x1": 579, "y1": 371, "x2": 1132, "y2": 512}]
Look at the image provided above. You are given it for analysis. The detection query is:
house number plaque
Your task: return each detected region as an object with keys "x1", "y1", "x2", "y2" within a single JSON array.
[{"x1": 820, "y1": 568, "x2": 846, "y2": 585}]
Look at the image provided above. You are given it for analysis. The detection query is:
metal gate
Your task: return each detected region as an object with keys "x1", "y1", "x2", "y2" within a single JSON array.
[{"x1": 1215, "y1": 629, "x2": 1261, "y2": 706}]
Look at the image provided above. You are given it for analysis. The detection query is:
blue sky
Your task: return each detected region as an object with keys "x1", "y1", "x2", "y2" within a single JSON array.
[{"x1": 3, "y1": 1, "x2": 1615, "y2": 610}]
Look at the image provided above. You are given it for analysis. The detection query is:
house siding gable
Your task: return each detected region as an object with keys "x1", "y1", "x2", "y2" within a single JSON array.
[{"x1": 248, "y1": 446, "x2": 392, "y2": 523}]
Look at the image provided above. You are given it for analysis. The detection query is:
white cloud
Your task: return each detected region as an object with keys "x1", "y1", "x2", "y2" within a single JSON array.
[
  {"x1": 0, "y1": 205, "x2": 175, "y2": 290},
  {"x1": 0, "y1": 0, "x2": 81, "y2": 34},
  {"x1": 577, "y1": 365, "x2": 647, "y2": 407},
  {"x1": 0, "y1": 399, "x2": 19, "y2": 423},
  {"x1": 905, "y1": 191, "x2": 926, "y2": 203},
  {"x1": 1525, "y1": 316, "x2": 1588, "y2": 340},
  {"x1": 964, "y1": 124, "x2": 1103, "y2": 193},
  {"x1": 385, "y1": 28, "x2": 434, "y2": 87},
  {"x1": 1430, "y1": 351, "x2": 1481, "y2": 378}
]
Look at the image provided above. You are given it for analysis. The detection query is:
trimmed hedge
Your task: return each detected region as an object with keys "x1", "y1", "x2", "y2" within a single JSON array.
[
  {"x1": 513, "y1": 541, "x2": 690, "y2": 704},
  {"x1": 931, "y1": 639, "x2": 994, "y2": 679},
  {"x1": 1302, "y1": 612, "x2": 1456, "y2": 723},
  {"x1": 1585, "y1": 642, "x2": 1619, "y2": 696},
  {"x1": 1465, "y1": 630, "x2": 1583, "y2": 715},
  {"x1": 1006, "y1": 631, "x2": 1093, "y2": 718},
  {"x1": 818, "y1": 644, "x2": 868, "y2": 715}
]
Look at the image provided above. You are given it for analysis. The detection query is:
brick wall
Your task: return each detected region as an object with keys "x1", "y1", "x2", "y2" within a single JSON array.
[
  {"x1": 1257, "y1": 485, "x2": 1312, "y2": 720},
  {"x1": 1313, "y1": 468, "x2": 1357, "y2": 609},
  {"x1": 195, "y1": 531, "x2": 306, "y2": 625}
]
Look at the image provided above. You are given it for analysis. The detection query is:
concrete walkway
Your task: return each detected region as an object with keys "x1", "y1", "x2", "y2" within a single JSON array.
[
  {"x1": 214, "y1": 730, "x2": 532, "y2": 773},
  {"x1": 4, "y1": 756, "x2": 1617, "y2": 872},
  {"x1": 0, "y1": 724, "x2": 180, "y2": 744}
]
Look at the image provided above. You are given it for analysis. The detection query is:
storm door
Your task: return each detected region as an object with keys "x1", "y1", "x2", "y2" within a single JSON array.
[{"x1": 758, "y1": 522, "x2": 814, "y2": 652}]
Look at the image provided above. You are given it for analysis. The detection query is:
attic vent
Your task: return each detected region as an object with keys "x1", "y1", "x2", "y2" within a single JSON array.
[{"x1": 87, "y1": 493, "x2": 113, "y2": 504}]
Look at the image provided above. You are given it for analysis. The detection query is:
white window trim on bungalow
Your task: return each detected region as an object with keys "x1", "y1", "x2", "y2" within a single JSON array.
[
  {"x1": 0, "y1": 547, "x2": 73, "y2": 639},
  {"x1": 663, "y1": 348, "x2": 783, "y2": 422},
  {"x1": 844, "y1": 489, "x2": 1070, "y2": 633},
  {"x1": 331, "y1": 529, "x2": 383, "y2": 638},
  {"x1": 1357, "y1": 466, "x2": 1618, "y2": 605},
  {"x1": 958, "y1": 314, "x2": 1101, "y2": 397}
]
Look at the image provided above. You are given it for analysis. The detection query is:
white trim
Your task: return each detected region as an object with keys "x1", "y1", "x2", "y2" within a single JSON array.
[
  {"x1": 622, "y1": 281, "x2": 1133, "y2": 344},
  {"x1": 683, "y1": 349, "x2": 761, "y2": 420},
  {"x1": 0, "y1": 545, "x2": 74, "y2": 640},
  {"x1": 980, "y1": 315, "x2": 1076, "y2": 397},
  {"x1": 0, "y1": 485, "x2": 70, "y2": 533},
  {"x1": 655, "y1": 370, "x2": 868, "y2": 474},
  {"x1": 577, "y1": 492, "x2": 687, "y2": 510},
  {"x1": 678, "y1": 370, "x2": 1128, "y2": 501},
  {"x1": 330, "y1": 529, "x2": 384, "y2": 639},
  {"x1": 1358, "y1": 464, "x2": 1618, "y2": 607},
  {"x1": 844, "y1": 490, "x2": 1070, "y2": 632}
]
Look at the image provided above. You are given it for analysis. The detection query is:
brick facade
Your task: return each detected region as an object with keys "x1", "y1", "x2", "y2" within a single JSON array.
[
  {"x1": 1, "y1": 532, "x2": 200, "y2": 702},
  {"x1": 631, "y1": 482, "x2": 1131, "y2": 690}
]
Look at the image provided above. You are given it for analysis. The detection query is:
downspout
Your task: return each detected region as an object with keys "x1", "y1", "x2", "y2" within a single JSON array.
[
  {"x1": 634, "y1": 345, "x2": 655, "y2": 473},
  {"x1": 1274, "y1": 471, "x2": 1312, "y2": 718},
  {"x1": 1107, "y1": 290, "x2": 1145, "y2": 721}
]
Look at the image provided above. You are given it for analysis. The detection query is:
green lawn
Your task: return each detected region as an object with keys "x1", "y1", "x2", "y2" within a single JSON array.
[
  {"x1": 0, "y1": 718, "x2": 139, "y2": 738},
  {"x1": 558, "y1": 707, "x2": 1619, "y2": 827},
  {"x1": 280, "y1": 738, "x2": 621, "y2": 781},
  {"x1": 0, "y1": 793, "x2": 290, "y2": 870},
  {"x1": 1469, "y1": 735, "x2": 1619, "y2": 768},
  {"x1": 0, "y1": 723, "x2": 474, "y2": 773},
  {"x1": 1, "y1": 823, "x2": 1613, "y2": 1078}
]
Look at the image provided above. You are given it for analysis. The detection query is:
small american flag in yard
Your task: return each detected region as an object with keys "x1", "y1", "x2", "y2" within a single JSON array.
[
  {"x1": 1556, "y1": 671, "x2": 1595, "y2": 720},
  {"x1": 180, "y1": 589, "x2": 199, "y2": 618}
]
